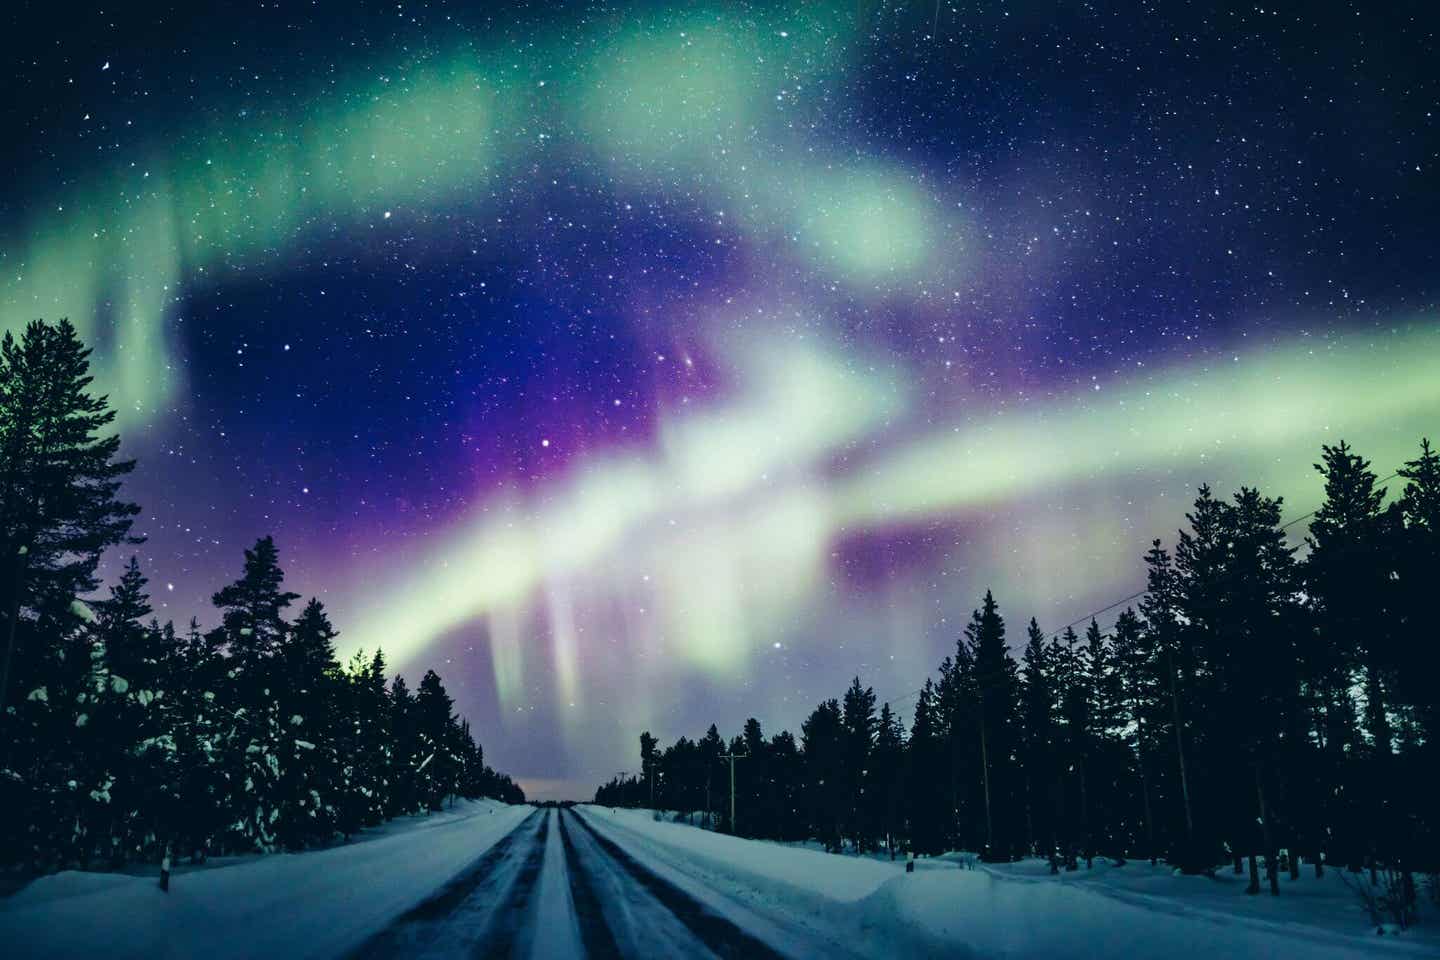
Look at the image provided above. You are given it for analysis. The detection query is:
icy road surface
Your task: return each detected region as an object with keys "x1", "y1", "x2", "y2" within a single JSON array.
[
  {"x1": 348, "y1": 806, "x2": 853, "y2": 959},
  {"x1": 5, "y1": 800, "x2": 1432, "y2": 958}
]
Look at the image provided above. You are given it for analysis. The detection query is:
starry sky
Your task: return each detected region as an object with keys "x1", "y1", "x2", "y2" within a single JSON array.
[{"x1": 3, "y1": 1, "x2": 1438, "y2": 799}]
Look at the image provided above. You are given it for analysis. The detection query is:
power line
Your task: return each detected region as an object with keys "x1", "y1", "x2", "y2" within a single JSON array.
[{"x1": 881, "y1": 469, "x2": 1404, "y2": 710}]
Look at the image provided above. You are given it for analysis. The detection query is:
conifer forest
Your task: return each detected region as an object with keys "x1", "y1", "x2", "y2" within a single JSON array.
[{"x1": 1, "y1": 319, "x2": 523, "y2": 876}]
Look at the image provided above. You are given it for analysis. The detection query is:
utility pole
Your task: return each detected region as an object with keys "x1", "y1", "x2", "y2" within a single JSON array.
[{"x1": 722, "y1": 749, "x2": 747, "y2": 834}]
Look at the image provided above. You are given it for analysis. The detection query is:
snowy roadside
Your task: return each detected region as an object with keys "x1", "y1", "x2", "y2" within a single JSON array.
[
  {"x1": 579, "y1": 806, "x2": 1438, "y2": 958},
  {"x1": 0, "y1": 799, "x2": 532, "y2": 960}
]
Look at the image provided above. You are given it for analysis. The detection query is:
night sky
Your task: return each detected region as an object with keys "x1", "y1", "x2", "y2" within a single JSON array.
[{"x1": 3, "y1": 1, "x2": 1438, "y2": 799}]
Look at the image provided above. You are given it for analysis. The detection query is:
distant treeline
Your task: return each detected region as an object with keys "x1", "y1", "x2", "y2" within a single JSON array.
[
  {"x1": 0, "y1": 319, "x2": 523, "y2": 876},
  {"x1": 598, "y1": 434, "x2": 1440, "y2": 899}
]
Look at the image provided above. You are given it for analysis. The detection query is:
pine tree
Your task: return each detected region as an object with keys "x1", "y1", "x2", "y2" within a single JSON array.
[
  {"x1": 274, "y1": 599, "x2": 343, "y2": 848},
  {"x1": 0, "y1": 320, "x2": 142, "y2": 866},
  {"x1": 1055, "y1": 625, "x2": 1090, "y2": 868},
  {"x1": 768, "y1": 730, "x2": 804, "y2": 841},
  {"x1": 1222, "y1": 486, "x2": 1300, "y2": 894},
  {"x1": 801, "y1": 699, "x2": 844, "y2": 852},
  {"x1": 1395, "y1": 440, "x2": 1440, "y2": 759},
  {"x1": 966, "y1": 590, "x2": 1018, "y2": 861},
  {"x1": 1084, "y1": 618, "x2": 1127, "y2": 861},
  {"x1": 872, "y1": 703, "x2": 905, "y2": 859},
  {"x1": 1140, "y1": 538, "x2": 1202, "y2": 870},
  {"x1": 0, "y1": 319, "x2": 142, "y2": 717},
  {"x1": 640, "y1": 731, "x2": 659, "y2": 808},
  {"x1": 96, "y1": 558, "x2": 158, "y2": 692},
  {"x1": 91, "y1": 560, "x2": 175, "y2": 865},
  {"x1": 1306, "y1": 443, "x2": 1395, "y2": 756},
  {"x1": 905, "y1": 680, "x2": 947, "y2": 855},
  {"x1": 840, "y1": 677, "x2": 878, "y2": 851},
  {"x1": 413, "y1": 670, "x2": 459, "y2": 811},
  {"x1": 740, "y1": 718, "x2": 768, "y2": 838},
  {"x1": 167, "y1": 618, "x2": 228, "y2": 862},
  {"x1": 1019, "y1": 618, "x2": 1058, "y2": 866},
  {"x1": 354, "y1": 648, "x2": 393, "y2": 826},
  {"x1": 209, "y1": 537, "x2": 299, "y2": 852},
  {"x1": 1111, "y1": 607, "x2": 1159, "y2": 864},
  {"x1": 698, "y1": 724, "x2": 725, "y2": 829},
  {"x1": 211, "y1": 537, "x2": 299, "y2": 669}
]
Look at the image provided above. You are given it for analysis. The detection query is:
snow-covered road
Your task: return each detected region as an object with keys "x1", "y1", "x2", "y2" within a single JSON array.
[
  {"x1": 6, "y1": 801, "x2": 1433, "y2": 958},
  {"x1": 348, "y1": 806, "x2": 837, "y2": 959}
]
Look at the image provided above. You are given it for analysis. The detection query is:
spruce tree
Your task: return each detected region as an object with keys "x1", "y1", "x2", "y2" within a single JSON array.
[
  {"x1": 413, "y1": 670, "x2": 458, "y2": 811},
  {"x1": 840, "y1": 677, "x2": 878, "y2": 850},
  {"x1": 0, "y1": 319, "x2": 141, "y2": 717},
  {"x1": 1395, "y1": 440, "x2": 1440, "y2": 762},
  {"x1": 1111, "y1": 607, "x2": 1160, "y2": 863},
  {"x1": 800, "y1": 699, "x2": 844, "y2": 852},
  {"x1": 209, "y1": 537, "x2": 299, "y2": 851},
  {"x1": 0, "y1": 320, "x2": 143, "y2": 868},
  {"x1": 1084, "y1": 618, "x2": 1126, "y2": 861},
  {"x1": 966, "y1": 590, "x2": 1018, "y2": 861},
  {"x1": 698, "y1": 724, "x2": 725, "y2": 829},
  {"x1": 640, "y1": 731, "x2": 659, "y2": 808},
  {"x1": 1140, "y1": 538, "x2": 1201, "y2": 870},
  {"x1": 872, "y1": 702, "x2": 905, "y2": 858},
  {"x1": 357, "y1": 648, "x2": 393, "y2": 825},
  {"x1": 167, "y1": 618, "x2": 227, "y2": 862},
  {"x1": 1019, "y1": 618, "x2": 1058, "y2": 866},
  {"x1": 768, "y1": 730, "x2": 804, "y2": 841},
  {"x1": 905, "y1": 680, "x2": 947, "y2": 855},
  {"x1": 1055, "y1": 625, "x2": 1090, "y2": 868},
  {"x1": 386, "y1": 675, "x2": 416, "y2": 817},
  {"x1": 1306, "y1": 443, "x2": 1395, "y2": 756},
  {"x1": 1222, "y1": 486, "x2": 1300, "y2": 894},
  {"x1": 740, "y1": 718, "x2": 768, "y2": 838},
  {"x1": 274, "y1": 598, "x2": 343, "y2": 847}
]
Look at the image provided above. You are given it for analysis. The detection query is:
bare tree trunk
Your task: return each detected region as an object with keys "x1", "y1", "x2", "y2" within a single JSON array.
[
  {"x1": 1134, "y1": 710, "x2": 1157, "y2": 865},
  {"x1": 978, "y1": 716, "x2": 993, "y2": 858},
  {"x1": 0, "y1": 561, "x2": 24, "y2": 720},
  {"x1": 1077, "y1": 752, "x2": 1091, "y2": 869},
  {"x1": 1167, "y1": 650, "x2": 1195, "y2": 846},
  {"x1": 1023, "y1": 772, "x2": 1035, "y2": 857},
  {"x1": 1254, "y1": 761, "x2": 1278, "y2": 896}
]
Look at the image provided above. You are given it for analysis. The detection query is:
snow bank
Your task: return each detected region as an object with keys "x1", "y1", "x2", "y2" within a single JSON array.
[
  {"x1": 0, "y1": 800, "x2": 531, "y2": 960},
  {"x1": 580, "y1": 806, "x2": 1436, "y2": 959},
  {"x1": 582, "y1": 806, "x2": 896, "y2": 901},
  {"x1": 872, "y1": 867, "x2": 1436, "y2": 960}
]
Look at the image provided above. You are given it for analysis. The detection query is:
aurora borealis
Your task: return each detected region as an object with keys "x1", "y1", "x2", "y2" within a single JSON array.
[{"x1": 4, "y1": 2, "x2": 1437, "y2": 799}]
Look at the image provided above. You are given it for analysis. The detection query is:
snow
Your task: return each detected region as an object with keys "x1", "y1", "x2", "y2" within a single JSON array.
[
  {"x1": 528, "y1": 810, "x2": 584, "y2": 957},
  {"x1": 0, "y1": 800, "x2": 530, "y2": 959},
  {"x1": 6, "y1": 800, "x2": 1435, "y2": 959},
  {"x1": 578, "y1": 807, "x2": 1439, "y2": 959}
]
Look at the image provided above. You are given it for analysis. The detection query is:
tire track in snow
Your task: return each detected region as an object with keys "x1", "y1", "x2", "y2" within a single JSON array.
[
  {"x1": 473, "y1": 809, "x2": 551, "y2": 959},
  {"x1": 568, "y1": 809, "x2": 788, "y2": 959},
  {"x1": 346, "y1": 808, "x2": 542, "y2": 958},
  {"x1": 556, "y1": 808, "x2": 624, "y2": 960}
]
